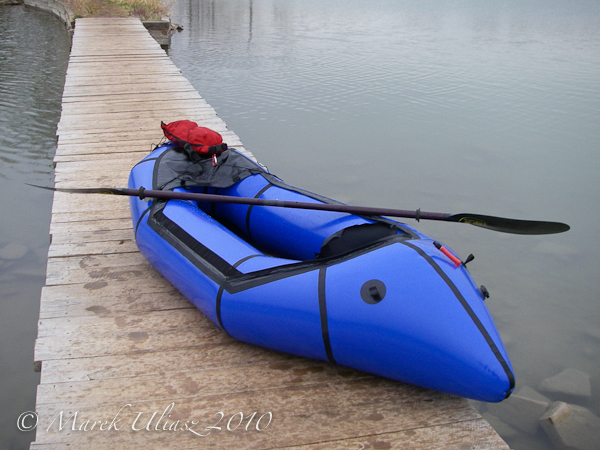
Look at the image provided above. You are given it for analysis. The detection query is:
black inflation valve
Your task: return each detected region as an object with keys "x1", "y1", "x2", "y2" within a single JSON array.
[
  {"x1": 479, "y1": 285, "x2": 490, "y2": 299},
  {"x1": 361, "y1": 279, "x2": 386, "y2": 304}
]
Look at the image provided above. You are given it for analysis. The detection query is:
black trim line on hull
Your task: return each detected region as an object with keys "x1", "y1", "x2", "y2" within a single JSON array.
[
  {"x1": 318, "y1": 267, "x2": 336, "y2": 364},
  {"x1": 401, "y1": 241, "x2": 516, "y2": 398},
  {"x1": 134, "y1": 205, "x2": 152, "y2": 236},
  {"x1": 246, "y1": 182, "x2": 274, "y2": 239},
  {"x1": 216, "y1": 254, "x2": 262, "y2": 333},
  {"x1": 132, "y1": 156, "x2": 159, "y2": 170}
]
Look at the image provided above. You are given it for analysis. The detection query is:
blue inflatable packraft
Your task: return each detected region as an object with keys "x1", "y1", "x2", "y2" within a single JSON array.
[{"x1": 128, "y1": 142, "x2": 515, "y2": 402}]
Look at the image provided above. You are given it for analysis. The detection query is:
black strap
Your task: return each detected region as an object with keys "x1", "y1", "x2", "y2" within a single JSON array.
[{"x1": 207, "y1": 143, "x2": 228, "y2": 154}]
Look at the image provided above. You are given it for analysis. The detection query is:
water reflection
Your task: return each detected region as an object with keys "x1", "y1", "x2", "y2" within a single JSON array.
[
  {"x1": 0, "y1": 5, "x2": 70, "y2": 449},
  {"x1": 168, "y1": 1, "x2": 600, "y2": 449}
]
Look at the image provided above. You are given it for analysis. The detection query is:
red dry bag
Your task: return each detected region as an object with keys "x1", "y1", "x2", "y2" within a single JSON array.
[{"x1": 161, "y1": 120, "x2": 228, "y2": 158}]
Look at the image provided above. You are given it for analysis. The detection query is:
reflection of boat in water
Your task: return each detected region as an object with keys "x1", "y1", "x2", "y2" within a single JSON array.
[{"x1": 129, "y1": 141, "x2": 515, "y2": 402}]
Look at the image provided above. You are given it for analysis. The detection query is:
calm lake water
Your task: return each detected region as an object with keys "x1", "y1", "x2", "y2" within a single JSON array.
[
  {"x1": 167, "y1": 0, "x2": 599, "y2": 448},
  {"x1": 0, "y1": 5, "x2": 70, "y2": 449},
  {"x1": 1, "y1": 0, "x2": 599, "y2": 449}
]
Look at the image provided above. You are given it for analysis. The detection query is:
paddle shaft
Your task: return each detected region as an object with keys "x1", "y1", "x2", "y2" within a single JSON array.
[{"x1": 129, "y1": 187, "x2": 449, "y2": 221}]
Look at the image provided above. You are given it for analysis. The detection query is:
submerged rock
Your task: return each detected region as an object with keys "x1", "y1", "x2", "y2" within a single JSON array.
[
  {"x1": 0, "y1": 242, "x2": 29, "y2": 261},
  {"x1": 539, "y1": 368, "x2": 592, "y2": 403},
  {"x1": 481, "y1": 412, "x2": 520, "y2": 440},
  {"x1": 540, "y1": 402, "x2": 600, "y2": 450},
  {"x1": 492, "y1": 385, "x2": 550, "y2": 434}
]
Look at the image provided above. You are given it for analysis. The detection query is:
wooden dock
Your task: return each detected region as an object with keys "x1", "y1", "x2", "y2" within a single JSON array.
[{"x1": 31, "y1": 17, "x2": 510, "y2": 449}]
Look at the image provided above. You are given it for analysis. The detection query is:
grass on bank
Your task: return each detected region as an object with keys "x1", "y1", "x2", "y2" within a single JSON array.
[{"x1": 65, "y1": 0, "x2": 169, "y2": 21}]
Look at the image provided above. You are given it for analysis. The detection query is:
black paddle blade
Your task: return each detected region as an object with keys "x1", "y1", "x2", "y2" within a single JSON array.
[{"x1": 449, "y1": 213, "x2": 570, "y2": 235}]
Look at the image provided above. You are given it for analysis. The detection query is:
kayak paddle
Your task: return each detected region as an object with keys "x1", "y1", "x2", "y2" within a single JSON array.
[{"x1": 29, "y1": 184, "x2": 570, "y2": 235}]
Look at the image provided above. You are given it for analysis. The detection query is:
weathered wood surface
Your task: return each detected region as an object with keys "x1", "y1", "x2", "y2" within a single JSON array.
[{"x1": 31, "y1": 17, "x2": 510, "y2": 450}]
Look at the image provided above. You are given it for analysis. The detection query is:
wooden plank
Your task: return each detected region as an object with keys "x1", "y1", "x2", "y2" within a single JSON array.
[
  {"x1": 57, "y1": 118, "x2": 226, "y2": 135},
  {"x1": 60, "y1": 90, "x2": 204, "y2": 104},
  {"x1": 50, "y1": 204, "x2": 131, "y2": 222},
  {"x1": 53, "y1": 171, "x2": 131, "y2": 187},
  {"x1": 56, "y1": 110, "x2": 220, "y2": 132},
  {"x1": 34, "y1": 310, "x2": 231, "y2": 360},
  {"x1": 30, "y1": 421, "x2": 509, "y2": 450},
  {"x1": 66, "y1": 57, "x2": 173, "y2": 65},
  {"x1": 38, "y1": 341, "x2": 294, "y2": 383},
  {"x1": 48, "y1": 239, "x2": 139, "y2": 258},
  {"x1": 69, "y1": 48, "x2": 168, "y2": 58},
  {"x1": 66, "y1": 52, "x2": 174, "y2": 62},
  {"x1": 57, "y1": 108, "x2": 210, "y2": 124},
  {"x1": 62, "y1": 80, "x2": 196, "y2": 97},
  {"x1": 63, "y1": 73, "x2": 187, "y2": 89},
  {"x1": 66, "y1": 59, "x2": 175, "y2": 68},
  {"x1": 35, "y1": 359, "x2": 371, "y2": 408},
  {"x1": 31, "y1": 379, "x2": 479, "y2": 448},
  {"x1": 65, "y1": 64, "x2": 181, "y2": 78},
  {"x1": 55, "y1": 140, "x2": 154, "y2": 151},
  {"x1": 51, "y1": 144, "x2": 250, "y2": 164},
  {"x1": 72, "y1": 24, "x2": 146, "y2": 31},
  {"x1": 54, "y1": 140, "x2": 160, "y2": 157},
  {"x1": 54, "y1": 155, "x2": 146, "y2": 172},
  {"x1": 53, "y1": 150, "x2": 150, "y2": 163},
  {"x1": 65, "y1": 55, "x2": 175, "y2": 67},
  {"x1": 50, "y1": 190, "x2": 132, "y2": 210},
  {"x1": 48, "y1": 234, "x2": 138, "y2": 251},
  {"x1": 71, "y1": 17, "x2": 140, "y2": 26},
  {"x1": 51, "y1": 216, "x2": 133, "y2": 233},
  {"x1": 70, "y1": 38, "x2": 164, "y2": 50},
  {"x1": 58, "y1": 98, "x2": 210, "y2": 115},
  {"x1": 56, "y1": 122, "x2": 228, "y2": 142},
  {"x1": 49, "y1": 217, "x2": 132, "y2": 232},
  {"x1": 51, "y1": 168, "x2": 132, "y2": 184},
  {"x1": 61, "y1": 85, "x2": 198, "y2": 100},
  {"x1": 54, "y1": 159, "x2": 138, "y2": 177},
  {"x1": 57, "y1": 106, "x2": 217, "y2": 121},
  {"x1": 38, "y1": 279, "x2": 185, "y2": 320},
  {"x1": 36, "y1": 307, "x2": 211, "y2": 339},
  {"x1": 280, "y1": 421, "x2": 510, "y2": 450},
  {"x1": 69, "y1": 30, "x2": 164, "y2": 57},
  {"x1": 44, "y1": 252, "x2": 152, "y2": 285},
  {"x1": 53, "y1": 131, "x2": 243, "y2": 152},
  {"x1": 56, "y1": 132, "x2": 167, "y2": 147}
]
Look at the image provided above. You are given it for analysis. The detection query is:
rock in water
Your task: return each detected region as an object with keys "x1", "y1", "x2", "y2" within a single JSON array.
[
  {"x1": 491, "y1": 386, "x2": 550, "y2": 434},
  {"x1": 539, "y1": 368, "x2": 592, "y2": 403},
  {"x1": 0, "y1": 242, "x2": 29, "y2": 261},
  {"x1": 540, "y1": 402, "x2": 600, "y2": 450}
]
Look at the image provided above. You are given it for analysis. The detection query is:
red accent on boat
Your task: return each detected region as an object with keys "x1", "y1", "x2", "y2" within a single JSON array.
[{"x1": 434, "y1": 241, "x2": 462, "y2": 267}]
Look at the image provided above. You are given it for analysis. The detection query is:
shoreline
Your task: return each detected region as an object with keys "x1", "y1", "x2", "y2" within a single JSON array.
[
  {"x1": 20, "y1": 0, "x2": 76, "y2": 35},
  {"x1": 9, "y1": 0, "x2": 171, "y2": 39}
]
